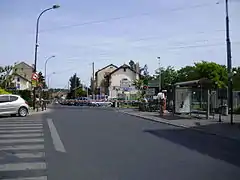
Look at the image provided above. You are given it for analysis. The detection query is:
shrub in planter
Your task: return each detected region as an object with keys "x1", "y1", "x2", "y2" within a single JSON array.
[{"x1": 234, "y1": 106, "x2": 240, "y2": 114}]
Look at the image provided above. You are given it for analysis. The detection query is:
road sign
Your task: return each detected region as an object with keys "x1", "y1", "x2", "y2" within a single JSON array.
[
  {"x1": 31, "y1": 73, "x2": 39, "y2": 88},
  {"x1": 31, "y1": 73, "x2": 38, "y2": 81},
  {"x1": 146, "y1": 88, "x2": 155, "y2": 95}
]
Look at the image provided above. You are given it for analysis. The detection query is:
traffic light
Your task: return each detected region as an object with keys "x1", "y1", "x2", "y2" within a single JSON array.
[{"x1": 143, "y1": 85, "x2": 148, "y2": 90}]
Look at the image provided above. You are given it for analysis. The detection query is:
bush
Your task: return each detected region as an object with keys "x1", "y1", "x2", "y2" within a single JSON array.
[
  {"x1": 234, "y1": 107, "x2": 240, "y2": 114},
  {"x1": 0, "y1": 88, "x2": 10, "y2": 94}
]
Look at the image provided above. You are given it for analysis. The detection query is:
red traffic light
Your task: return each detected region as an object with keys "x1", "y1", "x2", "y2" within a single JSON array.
[{"x1": 143, "y1": 86, "x2": 148, "y2": 90}]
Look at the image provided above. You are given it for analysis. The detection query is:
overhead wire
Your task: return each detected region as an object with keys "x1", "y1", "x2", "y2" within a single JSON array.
[{"x1": 40, "y1": 2, "x2": 221, "y2": 33}]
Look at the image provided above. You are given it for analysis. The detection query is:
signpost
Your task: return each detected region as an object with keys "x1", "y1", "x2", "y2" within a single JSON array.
[{"x1": 31, "y1": 72, "x2": 39, "y2": 87}]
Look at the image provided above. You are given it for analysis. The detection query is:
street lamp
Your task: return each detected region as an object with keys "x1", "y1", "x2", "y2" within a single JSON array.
[
  {"x1": 44, "y1": 55, "x2": 56, "y2": 81},
  {"x1": 48, "y1": 72, "x2": 56, "y2": 88},
  {"x1": 157, "y1": 57, "x2": 161, "y2": 92},
  {"x1": 32, "y1": 5, "x2": 60, "y2": 110}
]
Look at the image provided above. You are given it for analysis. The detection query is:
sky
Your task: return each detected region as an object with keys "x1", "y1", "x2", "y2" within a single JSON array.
[{"x1": 0, "y1": 0, "x2": 240, "y2": 88}]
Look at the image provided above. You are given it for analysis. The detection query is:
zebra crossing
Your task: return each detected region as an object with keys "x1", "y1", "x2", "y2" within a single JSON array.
[{"x1": 0, "y1": 117, "x2": 47, "y2": 180}]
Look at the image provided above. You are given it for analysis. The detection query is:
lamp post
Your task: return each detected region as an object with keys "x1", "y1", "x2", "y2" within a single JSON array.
[
  {"x1": 48, "y1": 72, "x2": 56, "y2": 89},
  {"x1": 44, "y1": 55, "x2": 55, "y2": 82},
  {"x1": 32, "y1": 5, "x2": 60, "y2": 110},
  {"x1": 225, "y1": 0, "x2": 233, "y2": 124},
  {"x1": 157, "y1": 57, "x2": 161, "y2": 92}
]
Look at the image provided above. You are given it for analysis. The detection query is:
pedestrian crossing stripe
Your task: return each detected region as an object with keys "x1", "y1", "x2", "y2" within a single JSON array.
[{"x1": 0, "y1": 118, "x2": 47, "y2": 180}]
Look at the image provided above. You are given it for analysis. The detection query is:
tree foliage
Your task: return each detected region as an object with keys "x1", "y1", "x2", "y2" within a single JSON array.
[
  {"x1": 0, "y1": 65, "x2": 13, "y2": 88},
  {"x1": 151, "y1": 61, "x2": 234, "y2": 89},
  {"x1": 233, "y1": 67, "x2": 240, "y2": 90},
  {"x1": 69, "y1": 73, "x2": 81, "y2": 91},
  {"x1": 67, "y1": 73, "x2": 87, "y2": 99}
]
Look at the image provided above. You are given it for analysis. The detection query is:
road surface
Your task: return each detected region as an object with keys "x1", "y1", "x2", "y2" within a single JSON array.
[{"x1": 1, "y1": 105, "x2": 240, "y2": 180}]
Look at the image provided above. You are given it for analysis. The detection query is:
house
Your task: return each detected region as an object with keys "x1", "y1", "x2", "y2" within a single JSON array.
[
  {"x1": 11, "y1": 62, "x2": 33, "y2": 90},
  {"x1": 106, "y1": 64, "x2": 140, "y2": 99},
  {"x1": 95, "y1": 64, "x2": 118, "y2": 94}
]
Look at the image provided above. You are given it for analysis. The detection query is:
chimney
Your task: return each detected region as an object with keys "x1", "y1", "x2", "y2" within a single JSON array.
[
  {"x1": 135, "y1": 62, "x2": 140, "y2": 79},
  {"x1": 135, "y1": 62, "x2": 140, "y2": 74}
]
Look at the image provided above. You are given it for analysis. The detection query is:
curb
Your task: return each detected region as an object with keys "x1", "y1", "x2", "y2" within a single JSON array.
[
  {"x1": 120, "y1": 111, "x2": 240, "y2": 143},
  {"x1": 29, "y1": 108, "x2": 52, "y2": 115}
]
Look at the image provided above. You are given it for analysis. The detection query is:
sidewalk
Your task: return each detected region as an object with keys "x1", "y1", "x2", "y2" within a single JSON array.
[
  {"x1": 118, "y1": 109, "x2": 240, "y2": 142},
  {"x1": 29, "y1": 107, "x2": 52, "y2": 115}
]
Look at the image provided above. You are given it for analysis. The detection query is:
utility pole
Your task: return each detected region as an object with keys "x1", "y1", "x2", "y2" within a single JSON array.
[
  {"x1": 74, "y1": 73, "x2": 77, "y2": 99},
  {"x1": 225, "y1": 0, "x2": 233, "y2": 124},
  {"x1": 157, "y1": 57, "x2": 161, "y2": 92},
  {"x1": 92, "y1": 62, "x2": 95, "y2": 99}
]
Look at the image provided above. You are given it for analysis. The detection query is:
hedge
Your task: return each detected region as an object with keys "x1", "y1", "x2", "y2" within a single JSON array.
[{"x1": 0, "y1": 88, "x2": 10, "y2": 94}]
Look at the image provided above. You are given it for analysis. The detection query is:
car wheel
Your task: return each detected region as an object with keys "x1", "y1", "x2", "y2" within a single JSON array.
[{"x1": 18, "y1": 107, "x2": 28, "y2": 117}]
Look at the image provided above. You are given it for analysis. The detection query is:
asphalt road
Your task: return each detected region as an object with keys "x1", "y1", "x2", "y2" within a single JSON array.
[{"x1": 1, "y1": 105, "x2": 240, "y2": 180}]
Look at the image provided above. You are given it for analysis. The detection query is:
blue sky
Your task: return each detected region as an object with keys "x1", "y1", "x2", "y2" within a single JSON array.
[{"x1": 0, "y1": 0, "x2": 240, "y2": 88}]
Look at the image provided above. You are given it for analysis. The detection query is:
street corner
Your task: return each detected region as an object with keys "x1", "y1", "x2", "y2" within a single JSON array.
[{"x1": 29, "y1": 108, "x2": 53, "y2": 115}]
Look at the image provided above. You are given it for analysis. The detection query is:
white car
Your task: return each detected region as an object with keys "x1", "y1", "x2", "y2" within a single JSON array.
[
  {"x1": 91, "y1": 100, "x2": 113, "y2": 107},
  {"x1": 0, "y1": 94, "x2": 29, "y2": 117}
]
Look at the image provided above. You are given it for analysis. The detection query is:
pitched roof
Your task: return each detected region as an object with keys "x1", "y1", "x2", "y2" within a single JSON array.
[
  {"x1": 107, "y1": 64, "x2": 140, "y2": 77},
  {"x1": 13, "y1": 73, "x2": 31, "y2": 83},
  {"x1": 15, "y1": 61, "x2": 33, "y2": 69},
  {"x1": 95, "y1": 64, "x2": 118, "y2": 76}
]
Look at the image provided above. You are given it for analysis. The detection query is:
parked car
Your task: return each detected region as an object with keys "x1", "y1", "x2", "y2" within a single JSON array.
[
  {"x1": 90, "y1": 100, "x2": 113, "y2": 107},
  {"x1": 0, "y1": 94, "x2": 29, "y2": 117},
  {"x1": 74, "y1": 97, "x2": 91, "y2": 106}
]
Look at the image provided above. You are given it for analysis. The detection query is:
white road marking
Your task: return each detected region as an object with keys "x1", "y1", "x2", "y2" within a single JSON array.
[
  {"x1": 1, "y1": 176, "x2": 47, "y2": 180},
  {"x1": 0, "y1": 129, "x2": 43, "y2": 133},
  {"x1": 0, "y1": 144, "x2": 44, "y2": 151},
  {"x1": 0, "y1": 133, "x2": 43, "y2": 138},
  {"x1": 47, "y1": 118, "x2": 66, "y2": 153},
  {"x1": 0, "y1": 162, "x2": 46, "y2": 171},
  {"x1": 0, "y1": 126, "x2": 42, "y2": 130},
  {"x1": 0, "y1": 138, "x2": 44, "y2": 144},
  {"x1": 13, "y1": 152, "x2": 45, "y2": 158},
  {"x1": 0, "y1": 124, "x2": 42, "y2": 127}
]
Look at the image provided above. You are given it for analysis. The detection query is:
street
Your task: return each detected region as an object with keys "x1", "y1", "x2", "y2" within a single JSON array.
[{"x1": 1, "y1": 106, "x2": 240, "y2": 180}]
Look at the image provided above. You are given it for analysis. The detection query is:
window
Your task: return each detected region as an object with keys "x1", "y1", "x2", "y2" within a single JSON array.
[
  {"x1": 0, "y1": 96, "x2": 10, "y2": 103},
  {"x1": 123, "y1": 68, "x2": 126, "y2": 72},
  {"x1": 17, "y1": 77, "x2": 20, "y2": 82},
  {"x1": 17, "y1": 84, "x2": 20, "y2": 89},
  {"x1": 21, "y1": 68, "x2": 23, "y2": 71},
  {"x1": 10, "y1": 96, "x2": 18, "y2": 102},
  {"x1": 24, "y1": 73, "x2": 26, "y2": 77}
]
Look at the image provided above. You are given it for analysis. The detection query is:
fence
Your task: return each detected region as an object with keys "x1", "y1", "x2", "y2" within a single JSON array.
[{"x1": 174, "y1": 87, "x2": 240, "y2": 117}]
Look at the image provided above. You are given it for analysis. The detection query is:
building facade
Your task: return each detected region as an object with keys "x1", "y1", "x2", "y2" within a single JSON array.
[
  {"x1": 107, "y1": 64, "x2": 140, "y2": 99},
  {"x1": 11, "y1": 62, "x2": 33, "y2": 90},
  {"x1": 95, "y1": 64, "x2": 118, "y2": 95}
]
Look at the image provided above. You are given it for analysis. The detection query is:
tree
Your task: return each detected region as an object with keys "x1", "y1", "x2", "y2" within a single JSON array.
[
  {"x1": 193, "y1": 61, "x2": 227, "y2": 88},
  {"x1": 152, "y1": 61, "x2": 229, "y2": 89},
  {"x1": 100, "y1": 78, "x2": 109, "y2": 95},
  {"x1": 233, "y1": 67, "x2": 240, "y2": 90},
  {"x1": 67, "y1": 73, "x2": 82, "y2": 99},
  {"x1": 0, "y1": 65, "x2": 13, "y2": 88},
  {"x1": 133, "y1": 79, "x2": 144, "y2": 90},
  {"x1": 76, "y1": 88, "x2": 87, "y2": 97},
  {"x1": 154, "y1": 66, "x2": 178, "y2": 90},
  {"x1": 129, "y1": 60, "x2": 135, "y2": 70},
  {"x1": 69, "y1": 73, "x2": 81, "y2": 91},
  {"x1": 176, "y1": 65, "x2": 198, "y2": 82}
]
